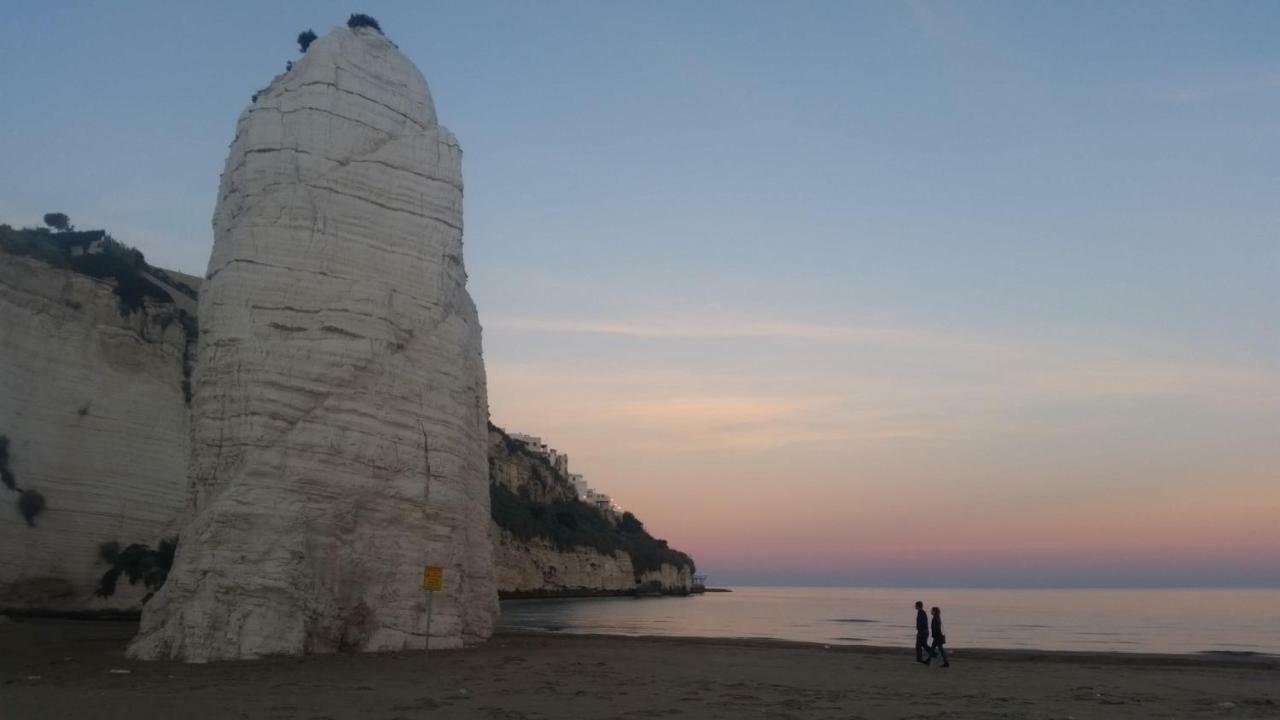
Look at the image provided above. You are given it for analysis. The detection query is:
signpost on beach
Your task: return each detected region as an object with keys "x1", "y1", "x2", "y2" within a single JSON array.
[
  {"x1": 419, "y1": 424, "x2": 441, "y2": 657},
  {"x1": 423, "y1": 565, "x2": 443, "y2": 654}
]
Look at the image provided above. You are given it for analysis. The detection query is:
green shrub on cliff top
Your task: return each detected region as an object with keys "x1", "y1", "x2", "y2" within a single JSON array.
[
  {"x1": 347, "y1": 14, "x2": 382, "y2": 34},
  {"x1": 297, "y1": 29, "x2": 317, "y2": 52}
]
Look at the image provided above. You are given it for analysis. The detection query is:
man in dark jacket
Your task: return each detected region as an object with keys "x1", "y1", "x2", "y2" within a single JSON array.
[{"x1": 914, "y1": 601, "x2": 933, "y2": 664}]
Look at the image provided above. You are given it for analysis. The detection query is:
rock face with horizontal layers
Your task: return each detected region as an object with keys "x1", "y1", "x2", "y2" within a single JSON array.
[
  {"x1": 492, "y1": 528, "x2": 636, "y2": 596},
  {"x1": 130, "y1": 26, "x2": 495, "y2": 661},
  {"x1": 492, "y1": 528, "x2": 694, "y2": 597},
  {"x1": 487, "y1": 425, "x2": 577, "y2": 506},
  {"x1": 0, "y1": 250, "x2": 192, "y2": 613}
]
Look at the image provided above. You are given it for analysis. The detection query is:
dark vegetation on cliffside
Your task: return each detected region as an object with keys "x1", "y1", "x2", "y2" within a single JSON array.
[
  {"x1": 94, "y1": 538, "x2": 177, "y2": 603},
  {"x1": 488, "y1": 423, "x2": 695, "y2": 581},
  {"x1": 0, "y1": 435, "x2": 14, "y2": 492},
  {"x1": 0, "y1": 434, "x2": 46, "y2": 528}
]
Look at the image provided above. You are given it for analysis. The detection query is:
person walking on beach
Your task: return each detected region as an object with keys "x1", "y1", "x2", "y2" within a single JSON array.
[
  {"x1": 930, "y1": 606, "x2": 950, "y2": 667},
  {"x1": 914, "y1": 601, "x2": 933, "y2": 664}
]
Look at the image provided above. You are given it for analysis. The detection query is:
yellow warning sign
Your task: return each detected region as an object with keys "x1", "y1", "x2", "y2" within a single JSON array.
[{"x1": 423, "y1": 565, "x2": 444, "y2": 592}]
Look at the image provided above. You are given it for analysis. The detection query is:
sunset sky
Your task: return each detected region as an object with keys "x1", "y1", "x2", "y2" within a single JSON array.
[{"x1": 2, "y1": 1, "x2": 1277, "y2": 586}]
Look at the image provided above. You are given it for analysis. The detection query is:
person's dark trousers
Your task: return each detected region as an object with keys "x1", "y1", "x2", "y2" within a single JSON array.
[
  {"x1": 915, "y1": 633, "x2": 933, "y2": 662},
  {"x1": 930, "y1": 638, "x2": 949, "y2": 666}
]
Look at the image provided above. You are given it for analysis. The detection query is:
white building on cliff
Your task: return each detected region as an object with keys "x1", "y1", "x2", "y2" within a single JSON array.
[{"x1": 510, "y1": 431, "x2": 623, "y2": 517}]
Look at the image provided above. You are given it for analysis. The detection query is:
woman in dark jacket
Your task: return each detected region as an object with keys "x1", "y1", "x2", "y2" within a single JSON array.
[{"x1": 930, "y1": 607, "x2": 950, "y2": 667}]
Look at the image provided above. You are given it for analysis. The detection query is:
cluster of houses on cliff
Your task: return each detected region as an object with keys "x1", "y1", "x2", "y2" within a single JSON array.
[{"x1": 509, "y1": 432, "x2": 623, "y2": 517}]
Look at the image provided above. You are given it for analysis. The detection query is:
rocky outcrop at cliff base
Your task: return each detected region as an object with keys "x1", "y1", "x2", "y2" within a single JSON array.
[{"x1": 493, "y1": 527, "x2": 693, "y2": 597}]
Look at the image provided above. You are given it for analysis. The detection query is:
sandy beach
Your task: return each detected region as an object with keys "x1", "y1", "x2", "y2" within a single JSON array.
[{"x1": 2, "y1": 618, "x2": 1277, "y2": 719}]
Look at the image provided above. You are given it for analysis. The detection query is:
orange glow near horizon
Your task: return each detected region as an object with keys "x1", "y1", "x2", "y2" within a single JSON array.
[{"x1": 483, "y1": 312, "x2": 1280, "y2": 586}]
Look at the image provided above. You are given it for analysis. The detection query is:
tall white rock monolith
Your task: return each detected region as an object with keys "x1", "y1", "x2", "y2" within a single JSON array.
[{"x1": 129, "y1": 26, "x2": 496, "y2": 661}]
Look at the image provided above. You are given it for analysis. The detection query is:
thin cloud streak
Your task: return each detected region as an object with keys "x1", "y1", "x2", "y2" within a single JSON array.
[
  {"x1": 486, "y1": 314, "x2": 1029, "y2": 359},
  {"x1": 488, "y1": 314, "x2": 1280, "y2": 409},
  {"x1": 491, "y1": 315, "x2": 933, "y2": 342},
  {"x1": 486, "y1": 309, "x2": 1280, "y2": 471},
  {"x1": 1154, "y1": 69, "x2": 1280, "y2": 103}
]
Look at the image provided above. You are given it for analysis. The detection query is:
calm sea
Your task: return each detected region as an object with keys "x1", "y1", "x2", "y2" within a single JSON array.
[{"x1": 499, "y1": 586, "x2": 1280, "y2": 656}]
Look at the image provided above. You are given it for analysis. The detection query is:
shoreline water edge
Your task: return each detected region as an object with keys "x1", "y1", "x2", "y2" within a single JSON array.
[{"x1": 497, "y1": 586, "x2": 1280, "y2": 657}]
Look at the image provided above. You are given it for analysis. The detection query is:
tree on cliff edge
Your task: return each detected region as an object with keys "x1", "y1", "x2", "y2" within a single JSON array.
[
  {"x1": 43, "y1": 212, "x2": 71, "y2": 232},
  {"x1": 297, "y1": 29, "x2": 317, "y2": 52}
]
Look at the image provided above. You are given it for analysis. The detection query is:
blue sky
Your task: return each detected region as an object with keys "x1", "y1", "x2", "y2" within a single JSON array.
[{"x1": 2, "y1": 1, "x2": 1277, "y2": 586}]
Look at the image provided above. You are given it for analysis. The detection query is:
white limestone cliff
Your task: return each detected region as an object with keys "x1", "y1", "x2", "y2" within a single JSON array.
[
  {"x1": 0, "y1": 251, "x2": 190, "y2": 612},
  {"x1": 638, "y1": 564, "x2": 694, "y2": 593},
  {"x1": 129, "y1": 26, "x2": 496, "y2": 661},
  {"x1": 492, "y1": 529, "x2": 637, "y2": 596},
  {"x1": 492, "y1": 528, "x2": 694, "y2": 597}
]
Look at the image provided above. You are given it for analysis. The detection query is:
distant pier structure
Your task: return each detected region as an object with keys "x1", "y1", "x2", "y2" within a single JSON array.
[{"x1": 691, "y1": 574, "x2": 708, "y2": 594}]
